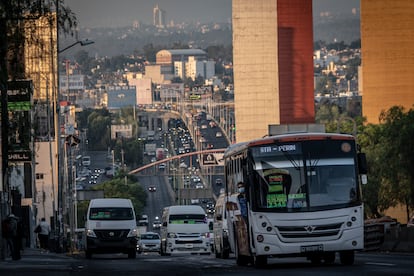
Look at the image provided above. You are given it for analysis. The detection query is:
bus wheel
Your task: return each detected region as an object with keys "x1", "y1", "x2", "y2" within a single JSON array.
[
  {"x1": 323, "y1": 252, "x2": 336, "y2": 264},
  {"x1": 254, "y1": 255, "x2": 267, "y2": 268},
  {"x1": 339, "y1": 251, "x2": 354, "y2": 265}
]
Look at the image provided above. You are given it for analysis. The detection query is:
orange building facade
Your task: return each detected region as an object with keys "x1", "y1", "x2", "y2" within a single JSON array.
[
  {"x1": 361, "y1": 0, "x2": 414, "y2": 124},
  {"x1": 361, "y1": 0, "x2": 414, "y2": 223}
]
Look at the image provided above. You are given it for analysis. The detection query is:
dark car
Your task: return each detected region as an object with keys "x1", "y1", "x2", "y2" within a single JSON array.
[
  {"x1": 215, "y1": 178, "x2": 223, "y2": 185},
  {"x1": 152, "y1": 220, "x2": 162, "y2": 229},
  {"x1": 148, "y1": 186, "x2": 157, "y2": 192}
]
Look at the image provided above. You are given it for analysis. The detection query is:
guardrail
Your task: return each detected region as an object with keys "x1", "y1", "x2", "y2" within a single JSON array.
[{"x1": 364, "y1": 223, "x2": 385, "y2": 251}]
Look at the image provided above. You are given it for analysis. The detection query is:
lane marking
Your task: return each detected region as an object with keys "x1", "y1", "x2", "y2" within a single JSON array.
[{"x1": 365, "y1": 262, "x2": 396, "y2": 267}]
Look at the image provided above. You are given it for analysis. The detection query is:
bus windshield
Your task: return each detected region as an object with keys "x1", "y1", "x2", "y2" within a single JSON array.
[
  {"x1": 250, "y1": 139, "x2": 360, "y2": 212},
  {"x1": 89, "y1": 207, "x2": 134, "y2": 220}
]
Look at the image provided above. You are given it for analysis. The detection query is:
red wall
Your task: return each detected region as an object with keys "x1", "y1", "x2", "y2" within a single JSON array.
[{"x1": 277, "y1": 0, "x2": 315, "y2": 124}]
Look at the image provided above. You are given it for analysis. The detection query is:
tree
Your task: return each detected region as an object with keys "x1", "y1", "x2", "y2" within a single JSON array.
[
  {"x1": 358, "y1": 123, "x2": 386, "y2": 218},
  {"x1": 142, "y1": 43, "x2": 158, "y2": 63},
  {"x1": 86, "y1": 111, "x2": 112, "y2": 150},
  {"x1": 378, "y1": 106, "x2": 414, "y2": 220},
  {"x1": 92, "y1": 176, "x2": 147, "y2": 218},
  {"x1": 358, "y1": 106, "x2": 414, "y2": 220},
  {"x1": 0, "y1": 0, "x2": 77, "y2": 258},
  {"x1": 76, "y1": 174, "x2": 147, "y2": 228}
]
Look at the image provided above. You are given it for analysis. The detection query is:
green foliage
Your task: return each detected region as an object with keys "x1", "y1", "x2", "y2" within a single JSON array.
[
  {"x1": 142, "y1": 43, "x2": 158, "y2": 63},
  {"x1": 359, "y1": 106, "x2": 414, "y2": 220},
  {"x1": 114, "y1": 139, "x2": 144, "y2": 168},
  {"x1": 90, "y1": 176, "x2": 147, "y2": 219},
  {"x1": 85, "y1": 109, "x2": 112, "y2": 150}
]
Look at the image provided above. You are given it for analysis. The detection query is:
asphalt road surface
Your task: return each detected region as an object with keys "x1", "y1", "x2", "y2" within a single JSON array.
[{"x1": 1, "y1": 250, "x2": 413, "y2": 276}]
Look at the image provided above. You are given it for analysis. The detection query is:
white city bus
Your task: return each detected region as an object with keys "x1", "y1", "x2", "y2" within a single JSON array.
[{"x1": 224, "y1": 132, "x2": 367, "y2": 267}]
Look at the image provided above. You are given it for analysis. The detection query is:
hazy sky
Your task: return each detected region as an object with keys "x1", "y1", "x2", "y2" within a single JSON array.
[
  {"x1": 65, "y1": 0, "x2": 360, "y2": 29},
  {"x1": 65, "y1": 0, "x2": 232, "y2": 28}
]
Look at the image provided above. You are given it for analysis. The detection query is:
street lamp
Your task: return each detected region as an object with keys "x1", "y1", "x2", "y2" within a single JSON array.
[{"x1": 57, "y1": 37, "x2": 94, "y2": 253}]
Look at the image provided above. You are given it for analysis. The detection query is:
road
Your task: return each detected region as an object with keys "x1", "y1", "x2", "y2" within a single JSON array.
[
  {"x1": 139, "y1": 174, "x2": 174, "y2": 230},
  {"x1": 1, "y1": 251, "x2": 413, "y2": 275}
]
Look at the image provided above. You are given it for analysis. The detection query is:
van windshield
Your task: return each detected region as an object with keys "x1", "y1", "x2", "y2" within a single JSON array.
[
  {"x1": 89, "y1": 207, "x2": 134, "y2": 220},
  {"x1": 169, "y1": 214, "x2": 206, "y2": 224}
]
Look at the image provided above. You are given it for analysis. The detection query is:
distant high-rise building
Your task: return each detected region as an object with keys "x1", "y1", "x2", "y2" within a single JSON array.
[
  {"x1": 361, "y1": 0, "x2": 414, "y2": 124},
  {"x1": 232, "y1": 0, "x2": 314, "y2": 142},
  {"x1": 153, "y1": 4, "x2": 166, "y2": 28}
]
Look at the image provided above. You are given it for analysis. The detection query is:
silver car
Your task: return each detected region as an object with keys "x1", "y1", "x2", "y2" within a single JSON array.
[{"x1": 137, "y1": 232, "x2": 161, "y2": 253}]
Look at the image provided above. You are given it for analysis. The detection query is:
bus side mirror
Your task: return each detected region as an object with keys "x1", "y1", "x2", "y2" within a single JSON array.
[{"x1": 357, "y1": 153, "x2": 368, "y2": 174}]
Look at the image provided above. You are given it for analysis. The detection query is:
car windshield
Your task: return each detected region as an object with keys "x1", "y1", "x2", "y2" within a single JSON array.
[
  {"x1": 141, "y1": 234, "x2": 159, "y2": 240},
  {"x1": 169, "y1": 214, "x2": 206, "y2": 224}
]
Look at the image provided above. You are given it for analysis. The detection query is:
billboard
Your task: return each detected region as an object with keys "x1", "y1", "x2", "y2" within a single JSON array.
[{"x1": 7, "y1": 80, "x2": 33, "y2": 160}]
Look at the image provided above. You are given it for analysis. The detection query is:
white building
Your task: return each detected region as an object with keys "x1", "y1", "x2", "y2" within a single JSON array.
[{"x1": 130, "y1": 78, "x2": 153, "y2": 105}]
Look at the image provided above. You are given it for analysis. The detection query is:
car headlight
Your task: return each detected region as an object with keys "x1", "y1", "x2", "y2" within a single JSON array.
[
  {"x1": 128, "y1": 228, "x2": 138, "y2": 238},
  {"x1": 167, "y1": 232, "x2": 177, "y2": 238},
  {"x1": 86, "y1": 229, "x2": 96, "y2": 238}
]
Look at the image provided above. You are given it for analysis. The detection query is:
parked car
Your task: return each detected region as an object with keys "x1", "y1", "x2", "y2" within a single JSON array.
[{"x1": 137, "y1": 232, "x2": 161, "y2": 253}]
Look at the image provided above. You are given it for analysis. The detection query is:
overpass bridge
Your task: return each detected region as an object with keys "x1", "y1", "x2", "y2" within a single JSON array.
[
  {"x1": 129, "y1": 149, "x2": 225, "y2": 203},
  {"x1": 136, "y1": 101, "x2": 234, "y2": 144},
  {"x1": 133, "y1": 102, "x2": 233, "y2": 202}
]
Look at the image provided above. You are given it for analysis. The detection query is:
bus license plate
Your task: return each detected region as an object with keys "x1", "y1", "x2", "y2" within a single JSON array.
[{"x1": 301, "y1": 244, "x2": 323, "y2": 253}]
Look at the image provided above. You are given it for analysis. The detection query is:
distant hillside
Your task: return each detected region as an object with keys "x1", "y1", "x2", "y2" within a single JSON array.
[{"x1": 313, "y1": 17, "x2": 361, "y2": 44}]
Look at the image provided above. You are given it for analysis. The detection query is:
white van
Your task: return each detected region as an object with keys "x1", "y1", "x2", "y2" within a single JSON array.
[
  {"x1": 213, "y1": 192, "x2": 239, "y2": 259},
  {"x1": 84, "y1": 198, "x2": 138, "y2": 259},
  {"x1": 160, "y1": 205, "x2": 210, "y2": 255}
]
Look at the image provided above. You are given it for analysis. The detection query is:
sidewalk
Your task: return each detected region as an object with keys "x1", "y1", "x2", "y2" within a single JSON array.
[{"x1": 0, "y1": 247, "x2": 83, "y2": 271}]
